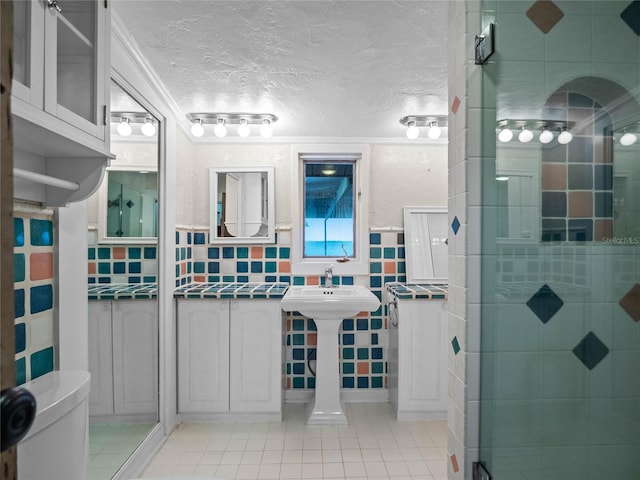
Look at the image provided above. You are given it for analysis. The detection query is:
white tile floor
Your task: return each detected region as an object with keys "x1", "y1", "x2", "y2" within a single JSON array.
[
  {"x1": 141, "y1": 403, "x2": 448, "y2": 480},
  {"x1": 89, "y1": 423, "x2": 155, "y2": 480}
]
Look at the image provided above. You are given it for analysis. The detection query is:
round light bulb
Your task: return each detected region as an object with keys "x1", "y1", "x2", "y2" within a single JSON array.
[
  {"x1": 406, "y1": 122, "x2": 419, "y2": 139},
  {"x1": 116, "y1": 118, "x2": 132, "y2": 137},
  {"x1": 518, "y1": 127, "x2": 534, "y2": 143},
  {"x1": 214, "y1": 119, "x2": 227, "y2": 138},
  {"x1": 427, "y1": 123, "x2": 441, "y2": 140},
  {"x1": 498, "y1": 127, "x2": 513, "y2": 143},
  {"x1": 260, "y1": 119, "x2": 273, "y2": 138},
  {"x1": 558, "y1": 129, "x2": 573, "y2": 144},
  {"x1": 191, "y1": 120, "x2": 204, "y2": 138},
  {"x1": 539, "y1": 128, "x2": 554, "y2": 144},
  {"x1": 140, "y1": 119, "x2": 156, "y2": 137},
  {"x1": 237, "y1": 119, "x2": 250, "y2": 137},
  {"x1": 620, "y1": 132, "x2": 637, "y2": 146}
]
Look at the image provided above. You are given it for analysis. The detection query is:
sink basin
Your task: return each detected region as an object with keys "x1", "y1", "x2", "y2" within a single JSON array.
[
  {"x1": 281, "y1": 285, "x2": 380, "y2": 319},
  {"x1": 281, "y1": 284, "x2": 381, "y2": 425}
]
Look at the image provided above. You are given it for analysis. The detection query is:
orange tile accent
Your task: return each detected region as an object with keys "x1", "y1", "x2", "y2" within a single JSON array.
[
  {"x1": 30, "y1": 252, "x2": 53, "y2": 280},
  {"x1": 384, "y1": 261, "x2": 396, "y2": 274},
  {"x1": 307, "y1": 333, "x2": 317, "y2": 346},
  {"x1": 451, "y1": 454, "x2": 460, "y2": 473},
  {"x1": 619, "y1": 283, "x2": 640, "y2": 322},
  {"x1": 307, "y1": 276, "x2": 319, "y2": 286},
  {"x1": 286, "y1": 377, "x2": 291, "y2": 388},
  {"x1": 279, "y1": 261, "x2": 291, "y2": 273},
  {"x1": 594, "y1": 219, "x2": 613, "y2": 242},
  {"x1": 568, "y1": 191, "x2": 593, "y2": 217},
  {"x1": 251, "y1": 246, "x2": 263, "y2": 258},
  {"x1": 88, "y1": 262, "x2": 96, "y2": 275},
  {"x1": 180, "y1": 262, "x2": 187, "y2": 275},
  {"x1": 526, "y1": 0, "x2": 564, "y2": 33},
  {"x1": 451, "y1": 96, "x2": 461, "y2": 114},
  {"x1": 194, "y1": 275, "x2": 206, "y2": 282},
  {"x1": 287, "y1": 319, "x2": 291, "y2": 331},
  {"x1": 357, "y1": 362, "x2": 369, "y2": 375},
  {"x1": 112, "y1": 247, "x2": 126, "y2": 259},
  {"x1": 542, "y1": 164, "x2": 567, "y2": 190},
  {"x1": 357, "y1": 310, "x2": 368, "y2": 317}
]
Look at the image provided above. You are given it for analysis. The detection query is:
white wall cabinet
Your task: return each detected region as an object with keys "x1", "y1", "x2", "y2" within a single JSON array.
[
  {"x1": 12, "y1": 0, "x2": 111, "y2": 207},
  {"x1": 88, "y1": 300, "x2": 158, "y2": 422},
  {"x1": 177, "y1": 299, "x2": 283, "y2": 420},
  {"x1": 388, "y1": 299, "x2": 447, "y2": 420}
]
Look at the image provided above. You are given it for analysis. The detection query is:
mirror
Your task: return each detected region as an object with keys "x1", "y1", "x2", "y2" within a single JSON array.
[
  {"x1": 403, "y1": 207, "x2": 448, "y2": 283},
  {"x1": 86, "y1": 79, "x2": 160, "y2": 479},
  {"x1": 209, "y1": 166, "x2": 275, "y2": 243},
  {"x1": 495, "y1": 170, "x2": 538, "y2": 240}
]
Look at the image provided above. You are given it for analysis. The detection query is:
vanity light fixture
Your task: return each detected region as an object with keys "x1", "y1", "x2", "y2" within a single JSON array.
[
  {"x1": 321, "y1": 164, "x2": 337, "y2": 175},
  {"x1": 620, "y1": 131, "x2": 638, "y2": 146},
  {"x1": 191, "y1": 118, "x2": 205, "y2": 138},
  {"x1": 140, "y1": 117, "x2": 156, "y2": 137},
  {"x1": 557, "y1": 128, "x2": 573, "y2": 145},
  {"x1": 116, "y1": 117, "x2": 132, "y2": 137},
  {"x1": 187, "y1": 113, "x2": 278, "y2": 139},
  {"x1": 497, "y1": 120, "x2": 573, "y2": 144},
  {"x1": 498, "y1": 126, "x2": 513, "y2": 143},
  {"x1": 518, "y1": 126, "x2": 534, "y2": 143},
  {"x1": 539, "y1": 127, "x2": 554, "y2": 144},
  {"x1": 399, "y1": 115, "x2": 448, "y2": 140}
]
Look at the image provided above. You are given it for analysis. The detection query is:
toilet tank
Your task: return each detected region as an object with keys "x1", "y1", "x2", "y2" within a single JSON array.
[{"x1": 17, "y1": 371, "x2": 91, "y2": 480}]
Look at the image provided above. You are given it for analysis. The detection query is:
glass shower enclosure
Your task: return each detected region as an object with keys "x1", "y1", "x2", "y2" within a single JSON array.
[{"x1": 478, "y1": 1, "x2": 640, "y2": 478}]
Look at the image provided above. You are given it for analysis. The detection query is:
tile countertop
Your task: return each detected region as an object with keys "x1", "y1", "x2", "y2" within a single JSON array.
[
  {"x1": 174, "y1": 282, "x2": 290, "y2": 299},
  {"x1": 385, "y1": 282, "x2": 448, "y2": 300},
  {"x1": 88, "y1": 283, "x2": 158, "y2": 300}
]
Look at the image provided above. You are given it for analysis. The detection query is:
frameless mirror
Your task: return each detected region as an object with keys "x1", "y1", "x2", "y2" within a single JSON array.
[
  {"x1": 403, "y1": 206, "x2": 448, "y2": 283},
  {"x1": 209, "y1": 166, "x2": 275, "y2": 244}
]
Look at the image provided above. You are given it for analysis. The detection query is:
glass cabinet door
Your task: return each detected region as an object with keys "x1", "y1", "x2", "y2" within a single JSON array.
[{"x1": 12, "y1": 0, "x2": 44, "y2": 105}]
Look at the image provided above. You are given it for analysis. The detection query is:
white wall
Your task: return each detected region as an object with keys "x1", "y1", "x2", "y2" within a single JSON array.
[{"x1": 188, "y1": 142, "x2": 448, "y2": 229}]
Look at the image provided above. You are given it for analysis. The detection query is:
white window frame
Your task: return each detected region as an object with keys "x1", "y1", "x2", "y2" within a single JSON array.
[{"x1": 290, "y1": 144, "x2": 370, "y2": 276}]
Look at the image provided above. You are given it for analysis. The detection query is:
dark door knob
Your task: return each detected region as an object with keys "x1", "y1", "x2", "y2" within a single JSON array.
[{"x1": 1, "y1": 387, "x2": 36, "y2": 452}]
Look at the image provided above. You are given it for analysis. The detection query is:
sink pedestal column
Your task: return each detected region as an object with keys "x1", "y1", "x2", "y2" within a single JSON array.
[{"x1": 308, "y1": 317, "x2": 347, "y2": 425}]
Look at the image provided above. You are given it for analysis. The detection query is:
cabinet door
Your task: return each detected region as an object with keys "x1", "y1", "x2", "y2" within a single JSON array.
[
  {"x1": 43, "y1": 0, "x2": 107, "y2": 139},
  {"x1": 111, "y1": 300, "x2": 158, "y2": 416},
  {"x1": 397, "y1": 300, "x2": 447, "y2": 414},
  {"x1": 12, "y1": 0, "x2": 45, "y2": 106},
  {"x1": 88, "y1": 301, "x2": 113, "y2": 416},
  {"x1": 178, "y1": 300, "x2": 230, "y2": 413},
  {"x1": 229, "y1": 300, "x2": 282, "y2": 413}
]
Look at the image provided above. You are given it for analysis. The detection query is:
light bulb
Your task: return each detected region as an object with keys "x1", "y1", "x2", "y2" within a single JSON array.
[
  {"x1": 260, "y1": 119, "x2": 273, "y2": 138},
  {"x1": 620, "y1": 132, "x2": 637, "y2": 146},
  {"x1": 427, "y1": 122, "x2": 441, "y2": 140},
  {"x1": 498, "y1": 127, "x2": 513, "y2": 143},
  {"x1": 214, "y1": 119, "x2": 227, "y2": 138},
  {"x1": 191, "y1": 119, "x2": 204, "y2": 137},
  {"x1": 558, "y1": 129, "x2": 573, "y2": 144},
  {"x1": 116, "y1": 118, "x2": 132, "y2": 137},
  {"x1": 237, "y1": 119, "x2": 250, "y2": 137},
  {"x1": 140, "y1": 118, "x2": 156, "y2": 137},
  {"x1": 518, "y1": 127, "x2": 534, "y2": 143},
  {"x1": 406, "y1": 121, "x2": 419, "y2": 139},
  {"x1": 539, "y1": 128, "x2": 554, "y2": 144}
]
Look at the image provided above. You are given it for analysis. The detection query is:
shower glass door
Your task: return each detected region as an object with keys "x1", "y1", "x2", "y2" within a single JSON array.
[{"x1": 479, "y1": 1, "x2": 640, "y2": 478}]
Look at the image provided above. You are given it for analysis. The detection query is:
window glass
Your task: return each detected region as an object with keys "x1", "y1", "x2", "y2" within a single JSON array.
[{"x1": 303, "y1": 161, "x2": 354, "y2": 258}]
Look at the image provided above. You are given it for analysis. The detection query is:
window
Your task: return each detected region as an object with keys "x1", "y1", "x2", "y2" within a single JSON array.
[
  {"x1": 303, "y1": 161, "x2": 355, "y2": 258},
  {"x1": 291, "y1": 145, "x2": 370, "y2": 275}
]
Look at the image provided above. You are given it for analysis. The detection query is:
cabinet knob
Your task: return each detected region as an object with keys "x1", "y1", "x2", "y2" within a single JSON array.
[{"x1": 45, "y1": 0, "x2": 62, "y2": 12}]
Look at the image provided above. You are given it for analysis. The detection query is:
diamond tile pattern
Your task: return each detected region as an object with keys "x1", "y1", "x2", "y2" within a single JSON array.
[
  {"x1": 526, "y1": 284, "x2": 564, "y2": 323},
  {"x1": 526, "y1": 0, "x2": 564, "y2": 33},
  {"x1": 619, "y1": 283, "x2": 640, "y2": 322},
  {"x1": 621, "y1": 1, "x2": 640, "y2": 36},
  {"x1": 451, "y1": 336, "x2": 461, "y2": 355},
  {"x1": 451, "y1": 216, "x2": 461, "y2": 235},
  {"x1": 573, "y1": 331, "x2": 609, "y2": 370}
]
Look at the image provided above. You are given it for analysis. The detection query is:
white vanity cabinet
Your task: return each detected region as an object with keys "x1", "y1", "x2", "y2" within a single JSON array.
[
  {"x1": 88, "y1": 300, "x2": 158, "y2": 422},
  {"x1": 177, "y1": 299, "x2": 283, "y2": 420},
  {"x1": 388, "y1": 299, "x2": 447, "y2": 420}
]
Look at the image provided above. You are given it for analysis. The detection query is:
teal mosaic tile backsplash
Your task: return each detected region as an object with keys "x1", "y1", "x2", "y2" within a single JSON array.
[{"x1": 14, "y1": 208, "x2": 56, "y2": 385}]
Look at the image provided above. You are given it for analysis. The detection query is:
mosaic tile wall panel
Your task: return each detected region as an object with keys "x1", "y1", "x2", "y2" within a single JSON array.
[
  {"x1": 87, "y1": 241, "x2": 158, "y2": 285},
  {"x1": 174, "y1": 227, "x2": 406, "y2": 391},
  {"x1": 14, "y1": 208, "x2": 56, "y2": 385}
]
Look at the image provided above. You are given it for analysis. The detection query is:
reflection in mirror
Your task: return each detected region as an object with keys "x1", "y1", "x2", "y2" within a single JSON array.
[
  {"x1": 403, "y1": 207, "x2": 448, "y2": 283},
  {"x1": 86, "y1": 79, "x2": 160, "y2": 480},
  {"x1": 495, "y1": 171, "x2": 537, "y2": 240},
  {"x1": 210, "y1": 167, "x2": 275, "y2": 244}
]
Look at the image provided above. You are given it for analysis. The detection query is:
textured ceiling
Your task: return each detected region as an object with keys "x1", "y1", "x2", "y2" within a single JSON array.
[{"x1": 112, "y1": 1, "x2": 449, "y2": 139}]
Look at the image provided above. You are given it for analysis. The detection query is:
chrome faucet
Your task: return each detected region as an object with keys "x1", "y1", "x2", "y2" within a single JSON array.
[{"x1": 324, "y1": 265, "x2": 334, "y2": 287}]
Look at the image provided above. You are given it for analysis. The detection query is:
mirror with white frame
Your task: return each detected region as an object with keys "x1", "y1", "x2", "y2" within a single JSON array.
[
  {"x1": 403, "y1": 206, "x2": 448, "y2": 283},
  {"x1": 209, "y1": 166, "x2": 275, "y2": 244}
]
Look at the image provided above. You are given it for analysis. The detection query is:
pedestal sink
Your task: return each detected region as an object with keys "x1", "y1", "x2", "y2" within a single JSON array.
[{"x1": 281, "y1": 285, "x2": 381, "y2": 425}]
